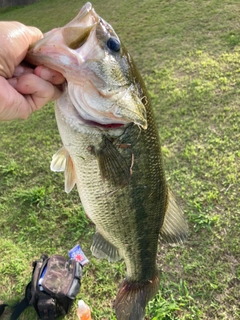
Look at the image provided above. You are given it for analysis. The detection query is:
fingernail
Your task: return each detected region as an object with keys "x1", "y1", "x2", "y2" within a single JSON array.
[
  {"x1": 40, "y1": 67, "x2": 52, "y2": 80},
  {"x1": 13, "y1": 66, "x2": 25, "y2": 76},
  {"x1": 8, "y1": 77, "x2": 18, "y2": 87}
]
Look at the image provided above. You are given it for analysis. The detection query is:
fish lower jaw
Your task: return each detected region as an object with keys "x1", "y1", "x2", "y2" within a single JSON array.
[
  {"x1": 56, "y1": 90, "x2": 127, "y2": 135},
  {"x1": 63, "y1": 111, "x2": 127, "y2": 137},
  {"x1": 84, "y1": 118, "x2": 125, "y2": 130},
  {"x1": 73, "y1": 112, "x2": 127, "y2": 134}
]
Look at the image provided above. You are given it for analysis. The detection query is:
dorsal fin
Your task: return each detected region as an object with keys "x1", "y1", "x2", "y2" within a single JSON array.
[
  {"x1": 51, "y1": 146, "x2": 76, "y2": 193},
  {"x1": 160, "y1": 188, "x2": 188, "y2": 243}
]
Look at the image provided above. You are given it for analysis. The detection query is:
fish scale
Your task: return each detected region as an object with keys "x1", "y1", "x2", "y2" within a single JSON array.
[
  {"x1": 26, "y1": 3, "x2": 188, "y2": 319},
  {"x1": 55, "y1": 86, "x2": 165, "y2": 284}
]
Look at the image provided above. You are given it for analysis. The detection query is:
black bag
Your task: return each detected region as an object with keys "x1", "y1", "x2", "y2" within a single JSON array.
[{"x1": 1, "y1": 254, "x2": 82, "y2": 320}]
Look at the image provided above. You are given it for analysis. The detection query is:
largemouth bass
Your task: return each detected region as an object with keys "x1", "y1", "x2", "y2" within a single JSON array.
[{"x1": 27, "y1": 3, "x2": 188, "y2": 319}]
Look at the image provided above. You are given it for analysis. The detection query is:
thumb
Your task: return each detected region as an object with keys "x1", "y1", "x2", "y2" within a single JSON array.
[
  {"x1": 23, "y1": 25, "x2": 43, "y2": 46},
  {"x1": 0, "y1": 22, "x2": 43, "y2": 78},
  {"x1": 15, "y1": 23, "x2": 43, "y2": 65}
]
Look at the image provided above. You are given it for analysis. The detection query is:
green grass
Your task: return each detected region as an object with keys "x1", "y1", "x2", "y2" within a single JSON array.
[{"x1": 0, "y1": 0, "x2": 239, "y2": 319}]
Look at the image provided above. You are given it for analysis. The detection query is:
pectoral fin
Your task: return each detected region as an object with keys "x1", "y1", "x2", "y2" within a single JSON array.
[
  {"x1": 91, "y1": 231, "x2": 121, "y2": 262},
  {"x1": 51, "y1": 146, "x2": 76, "y2": 193},
  {"x1": 89, "y1": 136, "x2": 131, "y2": 187},
  {"x1": 50, "y1": 146, "x2": 68, "y2": 172},
  {"x1": 160, "y1": 188, "x2": 188, "y2": 243},
  {"x1": 64, "y1": 153, "x2": 76, "y2": 193}
]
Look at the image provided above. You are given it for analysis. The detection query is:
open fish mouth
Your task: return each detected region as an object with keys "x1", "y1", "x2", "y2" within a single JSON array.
[
  {"x1": 27, "y1": 2, "x2": 100, "y2": 79},
  {"x1": 26, "y1": 2, "x2": 147, "y2": 130}
]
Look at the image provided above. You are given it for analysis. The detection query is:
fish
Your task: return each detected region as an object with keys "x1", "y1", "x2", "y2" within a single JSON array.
[{"x1": 26, "y1": 2, "x2": 188, "y2": 319}]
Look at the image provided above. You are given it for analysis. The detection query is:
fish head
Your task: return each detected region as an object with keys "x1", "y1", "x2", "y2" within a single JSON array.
[{"x1": 27, "y1": 2, "x2": 147, "y2": 131}]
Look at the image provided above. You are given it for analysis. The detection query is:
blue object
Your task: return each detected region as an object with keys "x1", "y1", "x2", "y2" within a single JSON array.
[
  {"x1": 38, "y1": 265, "x2": 47, "y2": 291},
  {"x1": 68, "y1": 244, "x2": 89, "y2": 266}
]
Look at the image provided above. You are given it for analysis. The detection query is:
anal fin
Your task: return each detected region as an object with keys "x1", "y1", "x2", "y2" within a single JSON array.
[
  {"x1": 160, "y1": 188, "x2": 188, "y2": 243},
  {"x1": 91, "y1": 231, "x2": 121, "y2": 262}
]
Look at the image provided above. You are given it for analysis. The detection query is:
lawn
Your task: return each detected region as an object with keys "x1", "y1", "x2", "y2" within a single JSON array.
[{"x1": 0, "y1": 0, "x2": 239, "y2": 319}]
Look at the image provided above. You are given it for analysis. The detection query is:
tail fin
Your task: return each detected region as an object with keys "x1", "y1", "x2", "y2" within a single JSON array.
[{"x1": 114, "y1": 272, "x2": 159, "y2": 320}]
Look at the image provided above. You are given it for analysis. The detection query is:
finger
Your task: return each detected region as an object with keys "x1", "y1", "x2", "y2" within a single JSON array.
[
  {"x1": 13, "y1": 64, "x2": 34, "y2": 77},
  {"x1": 0, "y1": 76, "x2": 29, "y2": 120},
  {"x1": 34, "y1": 66, "x2": 65, "y2": 85},
  {"x1": 13, "y1": 65, "x2": 65, "y2": 86},
  {"x1": 9, "y1": 73, "x2": 62, "y2": 101},
  {"x1": 7, "y1": 73, "x2": 62, "y2": 119}
]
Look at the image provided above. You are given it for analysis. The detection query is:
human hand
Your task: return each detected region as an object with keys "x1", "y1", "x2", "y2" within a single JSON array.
[{"x1": 0, "y1": 22, "x2": 65, "y2": 121}]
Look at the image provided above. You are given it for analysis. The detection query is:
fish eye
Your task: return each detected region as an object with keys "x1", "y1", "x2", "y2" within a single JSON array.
[{"x1": 107, "y1": 37, "x2": 121, "y2": 52}]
